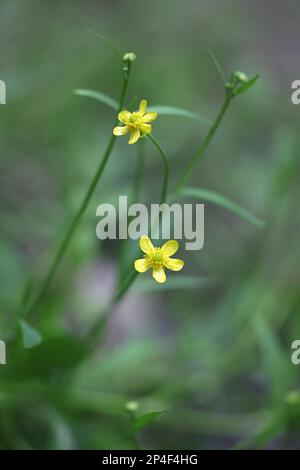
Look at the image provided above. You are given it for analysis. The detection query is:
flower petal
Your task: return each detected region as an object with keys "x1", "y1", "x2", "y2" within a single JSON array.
[
  {"x1": 152, "y1": 267, "x2": 166, "y2": 283},
  {"x1": 139, "y1": 99, "x2": 147, "y2": 115},
  {"x1": 143, "y1": 112, "x2": 158, "y2": 123},
  {"x1": 161, "y1": 240, "x2": 179, "y2": 257},
  {"x1": 118, "y1": 110, "x2": 131, "y2": 123},
  {"x1": 140, "y1": 235, "x2": 154, "y2": 255},
  {"x1": 128, "y1": 129, "x2": 140, "y2": 144},
  {"x1": 113, "y1": 126, "x2": 128, "y2": 136},
  {"x1": 134, "y1": 258, "x2": 150, "y2": 273},
  {"x1": 164, "y1": 258, "x2": 184, "y2": 271},
  {"x1": 140, "y1": 123, "x2": 152, "y2": 135}
]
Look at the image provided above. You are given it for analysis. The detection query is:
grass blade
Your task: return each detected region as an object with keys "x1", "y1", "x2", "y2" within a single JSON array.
[
  {"x1": 179, "y1": 187, "x2": 265, "y2": 228},
  {"x1": 207, "y1": 49, "x2": 226, "y2": 84},
  {"x1": 73, "y1": 89, "x2": 119, "y2": 110},
  {"x1": 148, "y1": 105, "x2": 213, "y2": 126},
  {"x1": 85, "y1": 29, "x2": 121, "y2": 60}
]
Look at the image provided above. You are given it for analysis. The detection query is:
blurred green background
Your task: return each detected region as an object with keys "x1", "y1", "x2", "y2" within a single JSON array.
[{"x1": 1, "y1": 0, "x2": 300, "y2": 450}]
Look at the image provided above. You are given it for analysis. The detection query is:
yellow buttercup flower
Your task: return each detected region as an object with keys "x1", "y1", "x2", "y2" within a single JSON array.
[
  {"x1": 113, "y1": 99, "x2": 158, "y2": 145},
  {"x1": 134, "y1": 235, "x2": 184, "y2": 284}
]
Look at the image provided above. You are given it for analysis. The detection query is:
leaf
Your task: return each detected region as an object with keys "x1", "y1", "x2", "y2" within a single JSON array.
[
  {"x1": 133, "y1": 411, "x2": 165, "y2": 432},
  {"x1": 135, "y1": 275, "x2": 216, "y2": 293},
  {"x1": 253, "y1": 317, "x2": 292, "y2": 405},
  {"x1": 179, "y1": 187, "x2": 265, "y2": 228},
  {"x1": 20, "y1": 276, "x2": 34, "y2": 308},
  {"x1": 85, "y1": 29, "x2": 121, "y2": 60},
  {"x1": 235, "y1": 75, "x2": 259, "y2": 96},
  {"x1": 207, "y1": 49, "x2": 226, "y2": 84},
  {"x1": 73, "y1": 89, "x2": 119, "y2": 110},
  {"x1": 19, "y1": 319, "x2": 42, "y2": 349},
  {"x1": 148, "y1": 106, "x2": 213, "y2": 126}
]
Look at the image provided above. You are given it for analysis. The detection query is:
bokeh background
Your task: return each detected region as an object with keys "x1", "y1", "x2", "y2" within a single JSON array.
[{"x1": 1, "y1": 0, "x2": 300, "y2": 450}]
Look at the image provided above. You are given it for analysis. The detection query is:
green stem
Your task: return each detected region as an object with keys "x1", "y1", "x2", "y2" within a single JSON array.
[
  {"x1": 115, "y1": 270, "x2": 138, "y2": 302},
  {"x1": 146, "y1": 134, "x2": 169, "y2": 204},
  {"x1": 115, "y1": 134, "x2": 169, "y2": 301},
  {"x1": 131, "y1": 139, "x2": 145, "y2": 203},
  {"x1": 117, "y1": 140, "x2": 145, "y2": 283},
  {"x1": 24, "y1": 70, "x2": 131, "y2": 319},
  {"x1": 172, "y1": 93, "x2": 232, "y2": 196}
]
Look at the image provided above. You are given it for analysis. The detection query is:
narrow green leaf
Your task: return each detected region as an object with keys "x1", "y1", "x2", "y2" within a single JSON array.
[
  {"x1": 19, "y1": 319, "x2": 42, "y2": 349},
  {"x1": 207, "y1": 49, "x2": 226, "y2": 84},
  {"x1": 73, "y1": 89, "x2": 118, "y2": 110},
  {"x1": 133, "y1": 411, "x2": 165, "y2": 432},
  {"x1": 148, "y1": 106, "x2": 213, "y2": 126},
  {"x1": 236, "y1": 75, "x2": 259, "y2": 96},
  {"x1": 21, "y1": 276, "x2": 34, "y2": 308},
  {"x1": 85, "y1": 29, "x2": 122, "y2": 60},
  {"x1": 253, "y1": 317, "x2": 292, "y2": 405},
  {"x1": 135, "y1": 275, "x2": 216, "y2": 293},
  {"x1": 179, "y1": 187, "x2": 265, "y2": 228}
]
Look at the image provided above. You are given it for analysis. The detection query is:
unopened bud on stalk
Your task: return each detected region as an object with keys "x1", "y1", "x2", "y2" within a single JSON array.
[
  {"x1": 125, "y1": 401, "x2": 139, "y2": 413},
  {"x1": 123, "y1": 52, "x2": 136, "y2": 63},
  {"x1": 122, "y1": 52, "x2": 136, "y2": 78},
  {"x1": 226, "y1": 70, "x2": 249, "y2": 97},
  {"x1": 234, "y1": 71, "x2": 248, "y2": 83}
]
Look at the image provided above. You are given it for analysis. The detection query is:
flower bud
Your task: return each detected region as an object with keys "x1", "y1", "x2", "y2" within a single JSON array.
[
  {"x1": 122, "y1": 52, "x2": 136, "y2": 79},
  {"x1": 122, "y1": 52, "x2": 136, "y2": 64},
  {"x1": 125, "y1": 401, "x2": 139, "y2": 412},
  {"x1": 226, "y1": 70, "x2": 249, "y2": 97},
  {"x1": 234, "y1": 71, "x2": 248, "y2": 83}
]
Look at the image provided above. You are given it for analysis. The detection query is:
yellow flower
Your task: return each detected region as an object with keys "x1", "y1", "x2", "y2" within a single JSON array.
[
  {"x1": 134, "y1": 235, "x2": 184, "y2": 284},
  {"x1": 113, "y1": 99, "x2": 158, "y2": 145}
]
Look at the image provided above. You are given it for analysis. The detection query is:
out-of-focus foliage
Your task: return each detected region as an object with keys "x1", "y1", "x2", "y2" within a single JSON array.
[{"x1": 1, "y1": 0, "x2": 300, "y2": 450}]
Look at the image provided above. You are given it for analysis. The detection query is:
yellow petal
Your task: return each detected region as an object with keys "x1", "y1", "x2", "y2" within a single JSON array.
[
  {"x1": 164, "y1": 258, "x2": 184, "y2": 272},
  {"x1": 118, "y1": 110, "x2": 131, "y2": 123},
  {"x1": 152, "y1": 267, "x2": 166, "y2": 283},
  {"x1": 143, "y1": 112, "x2": 158, "y2": 123},
  {"x1": 113, "y1": 126, "x2": 128, "y2": 136},
  {"x1": 128, "y1": 129, "x2": 140, "y2": 144},
  {"x1": 161, "y1": 240, "x2": 179, "y2": 257},
  {"x1": 139, "y1": 99, "x2": 147, "y2": 115},
  {"x1": 134, "y1": 258, "x2": 150, "y2": 273},
  {"x1": 140, "y1": 123, "x2": 152, "y2": 134},
  {"x1": 140, "y1": 235, "x2": 154, "y2": 255}
]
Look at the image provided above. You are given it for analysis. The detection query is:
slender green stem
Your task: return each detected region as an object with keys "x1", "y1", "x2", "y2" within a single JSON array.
[
  {"x1": 115, "y1": 134, "x2": 169, "y2": 301},
  {"x1": 117, "y1": 140, "x2": 145, "y2": 283},
  {"x1": 172, "y1": 93, "x2": 232, "y2": 196},
  {"x1": 146, "y1": 134, "x2": 169, "y2": 204},
  {"x1": 24, "y1": 70, "x2": 131, "y2": 319},
  {"x1": 115, "y1": 270, "x2": 138, "y2": 302},
  {"x1": 131, "y1": 139, "x2": 145, "y2": 203}
]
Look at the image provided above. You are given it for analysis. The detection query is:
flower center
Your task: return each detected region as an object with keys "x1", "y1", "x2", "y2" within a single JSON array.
[
  {"x1": 128, "y1": 113, "x2": 143, "y2": 129},
  {"x1": 149, "y1": 248, "x2": 165, "y2": 269}
]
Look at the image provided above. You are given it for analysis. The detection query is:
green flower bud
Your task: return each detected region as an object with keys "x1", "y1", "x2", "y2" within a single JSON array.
[
  {"x1": 234, "y1": 71, "x2": 248, "y2": 83},
  {"x1": 122, "y1": 52, "x2": 136, "y2": 79},
  {"x1": 123, "y1": 52, "x2": 136, "y2": 64},
  {"x1": 225, "y1": 70, "x2": 250, "y2": 97},
  {"x1": 125, "y1": 401, "x2": 139, "y2": 412}
]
